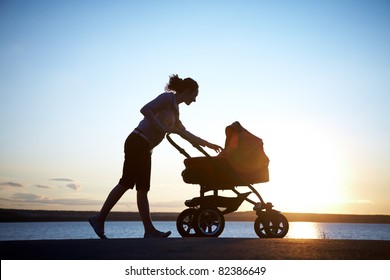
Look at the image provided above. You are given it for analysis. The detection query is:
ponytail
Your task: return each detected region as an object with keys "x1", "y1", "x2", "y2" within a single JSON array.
[{"x1": 165, "y1": 74, "x2": 198, "y2": 93}]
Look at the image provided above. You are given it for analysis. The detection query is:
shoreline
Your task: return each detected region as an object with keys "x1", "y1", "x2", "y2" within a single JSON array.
[{"x1": 1, "y1": 208, "x2": 389, "y2": 223}]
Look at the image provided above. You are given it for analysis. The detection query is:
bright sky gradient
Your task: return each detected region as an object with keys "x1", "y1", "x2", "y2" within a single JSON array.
[{"x1": 1, "y1": 0, "x2": 389, "y2": 215}]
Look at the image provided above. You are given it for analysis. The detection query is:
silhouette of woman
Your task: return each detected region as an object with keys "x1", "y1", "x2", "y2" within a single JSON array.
[{"x1": 89, "y1": 74, "x2": 222, "y2": 238}]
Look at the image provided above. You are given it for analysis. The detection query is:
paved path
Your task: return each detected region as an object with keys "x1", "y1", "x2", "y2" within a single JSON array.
[{"x1": 1, "y1": 238, "x2": 389, "y2": 260}]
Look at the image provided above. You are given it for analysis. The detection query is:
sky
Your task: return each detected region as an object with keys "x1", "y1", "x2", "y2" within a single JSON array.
[{"x1": 0, "y1": 0, "x2": 389, "y2": 215}]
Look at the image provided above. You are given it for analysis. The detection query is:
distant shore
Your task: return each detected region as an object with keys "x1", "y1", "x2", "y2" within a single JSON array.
[{"x1": 1, "y1": 208, "x2": 389, "y2": 223}]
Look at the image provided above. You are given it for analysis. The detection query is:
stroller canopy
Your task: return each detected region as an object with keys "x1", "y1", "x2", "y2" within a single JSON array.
[{"x1": 222, "y1": 121, "x2": 269, "y2": 175}]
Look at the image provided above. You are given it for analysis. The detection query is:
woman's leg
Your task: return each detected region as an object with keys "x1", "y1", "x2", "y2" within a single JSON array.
[
  {"x1": 137, "y1": 189, "x2": 171, "y2": 238},
  {"x1": 137, "y1": 189, "x2": 156, "y2": 233},
  {"x1": 97, "y1": 183, "x2": 128, "y2": 223},
  {"x1": 90, "y1": 183, "x2": 128, "y2": 238}
]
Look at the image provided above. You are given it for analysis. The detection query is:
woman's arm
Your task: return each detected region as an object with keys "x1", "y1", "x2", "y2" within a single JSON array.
[{"x1": 174, "y1": 120, "x2": 223, "y2": 153}]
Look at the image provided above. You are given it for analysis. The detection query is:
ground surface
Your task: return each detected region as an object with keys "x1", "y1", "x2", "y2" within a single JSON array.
[{"x1": 1, "y1": 238, "x2": 389, "y2": 260}]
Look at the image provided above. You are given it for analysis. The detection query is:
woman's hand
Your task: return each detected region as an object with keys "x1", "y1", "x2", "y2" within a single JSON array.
[{"x1": 206, "y1": 142, "x2": 223, "y2": 153}]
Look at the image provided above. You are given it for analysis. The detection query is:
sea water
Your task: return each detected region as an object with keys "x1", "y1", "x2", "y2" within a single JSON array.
[{"x1": 0, "y1": 221, "x2": 389, "y2": 241}]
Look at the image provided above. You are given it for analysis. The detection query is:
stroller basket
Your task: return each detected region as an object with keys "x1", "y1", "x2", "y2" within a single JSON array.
[
  {"x1": 182, "y1": 157, "x2": 269, "y2": 188},
  {"x1": 184, "y1": 192, "x2": 251, "y2": 214}
]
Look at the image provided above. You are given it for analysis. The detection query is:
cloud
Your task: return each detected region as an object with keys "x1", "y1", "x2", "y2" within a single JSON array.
[
  {"x1": 50, "y1": 178, "x2": 74, "y2": 182},
  {"x1": 49, "y1": 178, "x2": 80, "y2": 191},
  {"x1": 12, "y1": 193, "x2": 49, "y2": 202},
  {"x1": 66, "y1": 183, "x2": 80, "y2": 191},
  {"x1": 0, "y1": 193, "x2": 172, "y2": 211},
  {"x1": 35, "y1": 184, "x2": 54, "y2": 189},
  {"x1": 50, "y1": 198, "x2": 103, "y2": 206},
  {"x1": 1, "y1": 193, "x2": 102, "y2": 206},
  {"x1": 151, "y1": 200, "x2": 183, "y2": 208},
  {"x1": 0, "y1": 181, "x2": 23, "y2": 188}
]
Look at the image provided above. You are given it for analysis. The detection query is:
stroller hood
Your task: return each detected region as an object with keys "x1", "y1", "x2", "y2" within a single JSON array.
[{"x1": 221, "y1": 121, "x2": 269, "y2": 177}]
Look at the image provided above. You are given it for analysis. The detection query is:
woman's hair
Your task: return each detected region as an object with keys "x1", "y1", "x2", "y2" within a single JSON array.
[{"x1": 165, "y1": 74, "x2": 198, "y2": 93}]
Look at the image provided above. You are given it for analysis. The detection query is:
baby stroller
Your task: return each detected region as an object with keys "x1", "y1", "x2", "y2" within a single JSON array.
[{"x1": 167, "y1": 121, "x2": 289, "y2": 238}]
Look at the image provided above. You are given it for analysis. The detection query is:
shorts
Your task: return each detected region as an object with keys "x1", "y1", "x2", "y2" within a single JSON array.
[{"x1": 118, "y1": 133, "x2": 152, "y2": 191}]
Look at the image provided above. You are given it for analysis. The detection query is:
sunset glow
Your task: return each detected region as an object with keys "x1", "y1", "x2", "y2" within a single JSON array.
[{"x1": 1, "y1": 0, "x2": 389, "y2": 215}]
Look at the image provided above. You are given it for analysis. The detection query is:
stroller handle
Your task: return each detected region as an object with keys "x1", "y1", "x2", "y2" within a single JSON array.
[{"x1": 166, "y1": 133, "x2": 211, "y2": 158}]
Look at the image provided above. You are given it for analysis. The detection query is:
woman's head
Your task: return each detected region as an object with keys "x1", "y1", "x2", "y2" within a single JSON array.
[
  {"x1": 165, "y1": 74, "x2": 199, "y2": 105},
  {"x1": 165, "y1": 74, "x2": 198, "y2": 93}
]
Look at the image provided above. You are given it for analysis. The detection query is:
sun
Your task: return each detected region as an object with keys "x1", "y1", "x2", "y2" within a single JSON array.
[{"x1": 245, "y1": 121, "x2": 347, "y2": 214}]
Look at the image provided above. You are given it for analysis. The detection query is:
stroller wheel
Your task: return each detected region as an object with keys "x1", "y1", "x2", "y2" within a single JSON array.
[
  {"x1": 176, "y1": 208, "x2": 198, "y2": 237},
  {"x1": 254, "y1": 215, "x2": 270, "y2": 238},
  {"x1": 194, "y1": 208, "x2": 225, "y2": 237},
  {"x1": 264, "y1": 212, "x2": 289, "y2": 238}
]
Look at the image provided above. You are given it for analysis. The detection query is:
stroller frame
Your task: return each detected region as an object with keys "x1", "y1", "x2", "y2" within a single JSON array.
[{"x1": 167, "y1": 134, "x2": 289, "y2": 238}]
